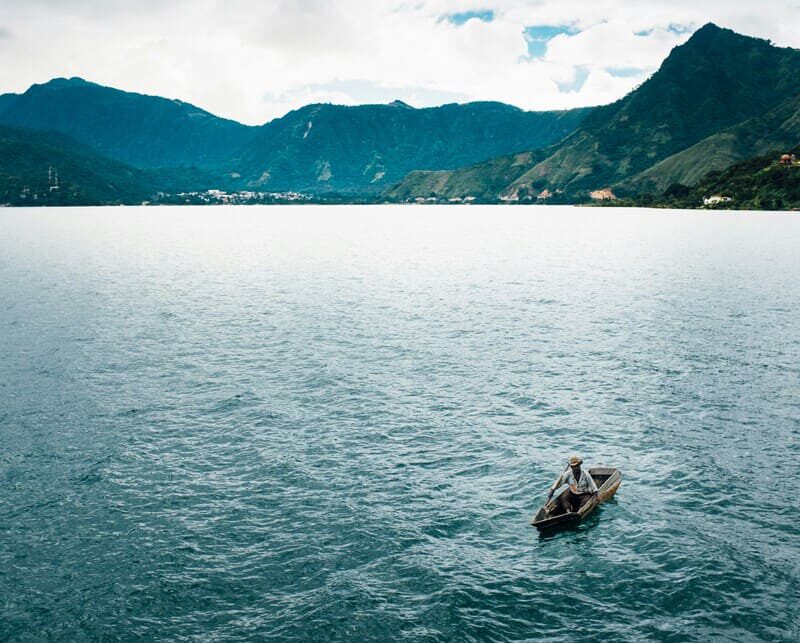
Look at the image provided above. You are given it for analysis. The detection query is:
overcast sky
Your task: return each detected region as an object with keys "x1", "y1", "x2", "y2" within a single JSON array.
[{"x1": 1, "y1": 1, "x2": 798, "y2": 124}]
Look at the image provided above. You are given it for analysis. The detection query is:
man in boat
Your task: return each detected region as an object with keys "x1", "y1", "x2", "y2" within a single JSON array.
[{"x1": 547, "y1": 456, "x2": 598, "y2": 513}]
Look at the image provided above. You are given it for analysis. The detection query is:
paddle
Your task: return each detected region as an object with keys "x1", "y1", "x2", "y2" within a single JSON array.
[{"x1": 543, "y1": 464, "x2": 571, "y2": 513}]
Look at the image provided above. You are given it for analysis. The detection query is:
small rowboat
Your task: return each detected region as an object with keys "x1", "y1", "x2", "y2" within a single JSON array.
[{"x1": 530, "y1": 467, "x2": 622, "y2": 531}]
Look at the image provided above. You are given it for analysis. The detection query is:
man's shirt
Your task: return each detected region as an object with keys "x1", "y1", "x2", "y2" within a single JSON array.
[{"x1": 551, "y1": 467, "x2": 598, "y2": 494}]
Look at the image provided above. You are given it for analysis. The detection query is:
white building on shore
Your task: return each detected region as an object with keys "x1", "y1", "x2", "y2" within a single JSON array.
[{"x1": 703, "y1": 195, "x2": 733, "y2": 206}]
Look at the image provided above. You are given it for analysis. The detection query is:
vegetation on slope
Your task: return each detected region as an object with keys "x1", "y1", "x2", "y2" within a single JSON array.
[
  {"x1": 622, "y1": 93, "x2": 800, "y2": 194},
  {"x1": 386, "y1": 151, "x2": 547, "y2": 201},
  {"x1": 389, "y1": 23, "x2": 800, "y2": 205},
  {"x1": 0, "y1": 78, "x2": 257, "y2": 170},
  {"x1": 0, "y1": 125, "x2": 215, "y2": 205},
  {"x1": 232, "y1": 102, "x2": 590, "y2": 194},
  {"x1": 632, "y1": 151, "x2": 800, "y2": 210},
  {"x1": 505, "y1": 24, "x2": 800, "y2": 199},
  {"x1": 0, "y1": 78, "x2": 590, "y2": 196}
]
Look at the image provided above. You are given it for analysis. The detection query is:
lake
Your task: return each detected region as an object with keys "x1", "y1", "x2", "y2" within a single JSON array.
[{"x1": 1, "y1": 206, "x2": 798, "y2": 641}]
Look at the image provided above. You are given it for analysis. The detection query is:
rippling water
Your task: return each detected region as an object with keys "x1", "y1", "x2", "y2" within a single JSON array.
[{"x1": 1, "y1": 206, "x2": 799, "y2": 641}]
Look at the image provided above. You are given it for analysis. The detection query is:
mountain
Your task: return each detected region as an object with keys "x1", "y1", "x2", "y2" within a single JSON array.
[
  {"x1": 0, "y1": 124, "x2": 215, "y2": 205},
  {"x1": 505, "y1": 24, "x2": 800, "y2": 198},
  {"x1": 6, "y1": 23, "x2": 800, "y2": 205},
  {"x1": 0, "y1": 92, "x2": 18, "y2": 114},
  {"x1": 637, "y1": 150, "x2": 800, "y2": 210},
  {"x1": 0, "y1": 124, "x2": 153, "y2": 204},
  {"x1": 0, "y1": 78, "x2": 257, "y2": 170},
  {"x1": 0, "y1": 78, "x2": 589, "y2": 195},
  {"x1": 622, "y1": 93, "x2": 800, "y2": 194},
  {"x1": 386, "y1": 151, "x2": 546, "y2": 202},
  {"x1": 389, "y1": 23, "x2": 800, "y2": 203},
  {"x1": 229, "y1": 102, "x2": 590, "y2": 194}
]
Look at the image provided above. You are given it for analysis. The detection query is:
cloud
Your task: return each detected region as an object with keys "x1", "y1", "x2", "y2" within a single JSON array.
[
  {"x1": 0, "y1": 1, "x2": 798, "y2": 123},
  {"x1": 554, "y1": 66, "x2": 590, "y2": 93},
  {"x1": 544, "y1": 20, "x2": 683, "y2": 70},
  {"x1": 524, "y1": 25, "x2": 578, "y2": 58}
]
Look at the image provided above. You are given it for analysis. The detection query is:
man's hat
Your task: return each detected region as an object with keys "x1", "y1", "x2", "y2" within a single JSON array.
[{"x1": 569, "y1": 456, "x2": 582, "y2": 466}]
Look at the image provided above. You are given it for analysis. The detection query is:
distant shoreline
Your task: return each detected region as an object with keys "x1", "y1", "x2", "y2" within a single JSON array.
[{"x1": 2, "y1": 202, "x2": 797, "y2": 213}]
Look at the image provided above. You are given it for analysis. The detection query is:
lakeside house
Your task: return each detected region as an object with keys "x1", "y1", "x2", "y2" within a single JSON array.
[
  {"x1": 590, "y1": 188, "x2": 617, "y2": 201},
  {"x1": 779, "y1": 153, "x2": 798, "y2": 165},
  {"x1": 703, "y1": 195, "x2": 733, "y2": 206}
]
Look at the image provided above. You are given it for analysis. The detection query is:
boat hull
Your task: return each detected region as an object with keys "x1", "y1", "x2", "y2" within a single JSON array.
[{"x1": 530, "y1": 467, "x2": 621, "y2": 531}]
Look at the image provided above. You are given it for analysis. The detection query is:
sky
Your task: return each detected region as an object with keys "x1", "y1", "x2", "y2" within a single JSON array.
[{"x1": 0, "y1": 0, "x2": 799, "y2": 124}]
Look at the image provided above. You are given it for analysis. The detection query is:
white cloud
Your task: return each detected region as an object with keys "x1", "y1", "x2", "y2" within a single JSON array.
[
  {"x1": 0, "y1": 0, "x2": 798, "y2": 123},
  {"x1": 544, "y1": 21, "x2": 680, "y2": 70}
]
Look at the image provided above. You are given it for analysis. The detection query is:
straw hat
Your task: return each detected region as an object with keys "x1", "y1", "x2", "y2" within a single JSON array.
[{"x1": 569, "y1": 456, "x2": 583, "y2": 467}]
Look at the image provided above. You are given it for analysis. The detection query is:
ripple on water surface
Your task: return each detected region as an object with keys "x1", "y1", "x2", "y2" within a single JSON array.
[{"x1": 1, "y1": 206, "x2": 799, "y2": 641}]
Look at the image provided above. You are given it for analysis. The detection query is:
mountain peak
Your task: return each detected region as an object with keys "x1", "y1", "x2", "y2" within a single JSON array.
[
  {"x1": 679, "y1": 21, "x2": 763, "y2": 51},
  {"x1": 388, "y1": 99, "x2": 413, "y2": 108},
  {"x1": 694, "y1": 22, "x2": 723, "y2": 35},
  {"x1": 40, "y1": 77, "x2": 94, "y2": 89},
  {"x1": 652, "y1": 22, "x2": 775, "y2": 77}
]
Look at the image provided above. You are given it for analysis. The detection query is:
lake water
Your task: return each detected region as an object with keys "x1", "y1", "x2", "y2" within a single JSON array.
[{"x1": 1, "y1": 206, "x2": 799, "y2": 641}]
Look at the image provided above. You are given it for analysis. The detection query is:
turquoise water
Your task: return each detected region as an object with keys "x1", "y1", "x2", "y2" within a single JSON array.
[{"x1": 1, "y1": 206, "x2": 798, "y2": 641}]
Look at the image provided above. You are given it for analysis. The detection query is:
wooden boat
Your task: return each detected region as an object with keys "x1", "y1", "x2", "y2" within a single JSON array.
[{"x1": 530, "y1": 467, "x2": 621, "y2": 531}]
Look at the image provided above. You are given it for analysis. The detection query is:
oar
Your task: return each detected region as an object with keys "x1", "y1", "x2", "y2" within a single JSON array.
[{"x1": 543, "y1": 464, "x2": 570, "y2": 513}]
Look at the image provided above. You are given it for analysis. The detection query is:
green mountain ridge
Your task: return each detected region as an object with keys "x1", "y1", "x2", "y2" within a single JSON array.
[
  {"x1": 229, "y1": 101, "x2": 590, "y2": 194},
  {"x1": 389, "y1": 23, "x2": 800, "y2": 205},
  {"x1": 0, "y1": 124, "x2": 217, "y2": 205},
  {"x1": 0, "y1": 77, "x2": 257, "y2": 170},
  {"x1": 0, "y1": 124, "x2": 154, "y2": 205},
  {"x1": 506, "y1": 24, "x2": 800, "y2": 198},
  {"x1": 621, "y1": 92, "x2": 800, "y2": 194},
  {"x1": 0, "y1": 78, "x2": 591, "y2": 196}
]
